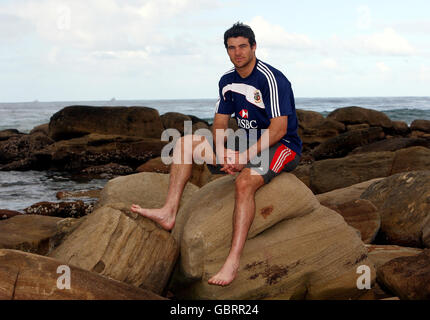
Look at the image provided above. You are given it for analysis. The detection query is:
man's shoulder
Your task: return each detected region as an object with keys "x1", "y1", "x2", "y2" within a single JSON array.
[
  {"x1": 219, "y1": 67, "x2": 235, "y2": 84},
  {"x1": 256, "y1": 60, "x2": 291, "y2": 87}
]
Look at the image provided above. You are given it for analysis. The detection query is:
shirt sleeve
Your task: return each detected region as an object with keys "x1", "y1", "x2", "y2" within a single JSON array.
[
  {"x1": 214, "y1": 80, "x2": 234, "y2": 115},
  {"x1": 260, "y1": 74, "x2": 294, "y2": 119}
]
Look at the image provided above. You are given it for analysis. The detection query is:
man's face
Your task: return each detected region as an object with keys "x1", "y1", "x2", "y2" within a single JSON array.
[{"x1": 226, "y1": 36, "x2": 256, "y2": 69}]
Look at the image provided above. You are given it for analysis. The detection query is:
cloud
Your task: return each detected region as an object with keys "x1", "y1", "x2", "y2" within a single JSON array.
[
  {"x1": 356, "y1": 5, "x2": 372, "y2": 30},
  {"x1": 339, "y1": 28, "x2": 417, "y2": 56},
  {"x1": 248, "y1": 16, "x2": 314, "y2": 50},
  {"x1": 376, "y1": 62, "x2": 391, "y2": 73}
]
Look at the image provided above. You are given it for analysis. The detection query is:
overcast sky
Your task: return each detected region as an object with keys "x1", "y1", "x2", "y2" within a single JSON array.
[{"x1": 1, "y1": 0, "x2": 429, "y2": 102}]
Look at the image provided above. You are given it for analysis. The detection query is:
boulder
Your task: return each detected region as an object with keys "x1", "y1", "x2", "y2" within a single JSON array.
[
  {"x1": 361, "y1": 171, "x2": 430, "y2": 248},
  {"x1": 411, "y1": 119, "x2": 430, "y2": 133},
  {"x1": 350, "y1": 137, "x2": 429, "y2": 155},
  {"x1": 297, "y1": 110, "x2": 345, "y2": 147},
  {"x1": 0, "y1": 215, "x2": 64, "y2": 254},
  {"x1": 310, "y1": 147, "x2": 430, "y2": 194},
  {"x1": 310, "y1": 151, "x2": 395, "y2": 194},
  {"x1": 291, "y1": 164, "x2": 311, "y2": 188},
  {"x1": 160, "y1": 112, "x2": 192, "y2": 135},
  {"x1": 327, "y1": 106, "x2": 393, "y2": 130},
  {"x1": 0, "y1": 249, "x2": 165, "y2": 300},
  {"x1": 312, "y1": 127, "x2": 385, "y2": 160},
  {"x1": 56, "y1": 189, "x2": 101, "y2": 200},
  {"x1": 391, "y1": 121, "x2": 409, "y2": 135},
  {"x1": 30, "y1": 123, "x2": 49, "y2": 136},
  {"x1": 80, "y1": 162, "x2": 134, "y2": 179},
  {"x1": 346, "y1": 124, "x2": 370, "y2": 131},
  {"x1": 48, "y1": 106, "x2": 164, "y2": 141},
  {"x1": 137, "y1": 157, "x2": 221, "y2": 187},
  {"x1": 377, "y1": 249, "x2": 430, "y2": 300},
  {"x1": 23, "y1": 201, "x2": 91, "y2": 218},
  {"x1": 34, "y1": 133, "x2": 167, "y2": 171},
  {"x1": 49, "y1": 203, "x2": 178, "y2": 295},
  {"x1": 137, "y1": 157, "x2": 170, "y2": 174},
  {"x1": 0, "y1": 209, "x2": 24, "y2": 220},
  {"x1": 169, "y1": 173, "x2": 375, "y2": 300},
  {"x1": 0, "y1": 132, "x2": 54, "y2": 168},
  {"x1": 0, "y1": 129, "x2": 23, "y2": 141},
  {"x1": 391, "y1": 146, "x2": 430, "y2": 174},
  {"x1": 365, "y1": 244, "x2": 423, "y2": 269},
  {"x1": 316, "y1": 178, "x2": 384, "y2": 207},
  {"x1": 95, "y1": 172, "x2": 199, "y2": 210},
  {"x1": 322, "y1": 199, "x2": 380, "y2": 244}
]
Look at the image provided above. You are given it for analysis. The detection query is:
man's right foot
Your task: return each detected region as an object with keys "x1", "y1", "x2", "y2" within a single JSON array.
[{"x1": 130, "y1": 204, "x2": 175, "y2": 231}]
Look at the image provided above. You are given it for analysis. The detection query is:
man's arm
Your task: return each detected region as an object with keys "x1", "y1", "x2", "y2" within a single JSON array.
[{"x1": 212, "y1": 113, "x2": 231, "y2": 164}]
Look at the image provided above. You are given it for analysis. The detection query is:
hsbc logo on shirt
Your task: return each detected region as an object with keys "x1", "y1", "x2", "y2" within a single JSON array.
[
  {"x1": 237, "y1": 109, "x2": 258, "y2": 129},
  {"x1": 239, "y1": 109, "x2": 248, "y2": 118}
]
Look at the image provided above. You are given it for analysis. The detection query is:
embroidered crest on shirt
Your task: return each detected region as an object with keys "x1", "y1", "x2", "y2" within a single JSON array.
[{"x1": 254, "y1": 90, "x2": 262, "y2": 104}]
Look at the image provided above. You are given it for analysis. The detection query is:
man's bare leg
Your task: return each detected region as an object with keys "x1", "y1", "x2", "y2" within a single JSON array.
[
  {"x1": 131, "y1": 135, "x2": 215, "y2": 231},
  {"x1": 208, "y1": 168, "x2": 264, "y2": 286}
]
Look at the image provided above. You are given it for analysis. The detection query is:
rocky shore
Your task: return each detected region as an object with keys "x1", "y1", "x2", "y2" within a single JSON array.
[{"x1": 1, "y1": 105, "x2": 430, "y2": 300}]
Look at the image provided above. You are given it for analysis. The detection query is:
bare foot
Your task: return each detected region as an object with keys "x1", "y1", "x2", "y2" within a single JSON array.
[
  {"x1": 130, "y1": 204, "x2": 175, "y2": 231},
  {"x1": 208, "y1": 258, "x2": 240, "y2": 286}
]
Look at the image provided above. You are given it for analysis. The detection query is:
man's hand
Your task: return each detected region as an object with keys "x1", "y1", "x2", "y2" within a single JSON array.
[{"x1": 220, "y1": 149, "x2": 247, "y2": 174}]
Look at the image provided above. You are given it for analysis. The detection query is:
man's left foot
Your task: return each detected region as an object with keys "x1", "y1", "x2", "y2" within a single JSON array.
[{"x1": 208, "y1": 258, "x2": 239, "y2": 286}]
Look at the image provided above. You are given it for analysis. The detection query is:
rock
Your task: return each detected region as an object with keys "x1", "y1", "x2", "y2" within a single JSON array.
[
  {"x1": 291, "y1": 164, "x2": 311, "y2": 188},
  {"x1": 80, "y1": 162, "x2": 134, "y2": 178},
  {"x1": 0, "y1": 215, "x2": 63, "y2": 254},
  {"x1": 34, "y1": 133, "x2": 168, "y2": 171},
  {"x1": 169, "y1": 173, "x2": 375, "y2": 300},
  {"x1": 322, "y1": 199, "x2": 380, "y2": 244},
  {"x1": 137, "y1": 157, "x2": 220, "y2": 187},
  {"x1": 297, "y1": 110, "x2": 345, "y2": 148},
  {"x1": 137, "y1": 157, "x2": 170, "y2": 174},
  {"x1": 360, "y1": 171, "x2": 430, "y2": 248},
  {"x1": 391, "y1": 121, "x2": 409, "y2": 135},
  {"x1": 312, "y1": 127, "x2": 385, "y2": 160},
  {"x1": 350, "y1": 137, "x2": 429, "y2": 155},
  {"x1": 95, "y1": 172, "x2": 199, "y2": 211},
  {"x1": 0, "y1": 132, "x2": 54, "y2": 168},
  {"x1": 49, "y1": 203, "x2": 178, "y2": 295},
  {"x1": 160, "y1": 112, "x2": 192, "y2": 135},
  {"x1": 0, "y1": 129, "x2": 23, "y2": 141},
  {"x1": 411, "y1": 119, "x2": 430, "y2": 133},
  {"x1": 365, "y1": 244, "x2": 423, "y2": 269},
  {"x1": 346, "y1": 124, "x2": 370, "y2": 131},
  {"x1": 30, "y1": 123, "x2": 49, "y2": 136},
  {"x1": 310, "y1": 151, "x2": 395, "y2": 194},
  {"x1": 377, "y1": 249, "x2": 430, "y2": 300},
  {"x1": 0, "y1": 249, "x2": 165, "y2": 300},
  {"x1": 48, "y1": 106, "x2": 164, "y2": 141},
  {"x1": 327, "y1": 106, "x2": 393, "y2": 130},
  {"x1": 56, "y1": 189, "x2": 101, "y2": 200},
  {"x1": 0, "y1": 209, "x2": 24, "y2": 220},
  {"x1": 391, "y1": 146, "x2": 430, "y2": 174},
  {"x1": 316, "y1": 178, "x2": 384, "y2": 207},
  {"x1": 24, "y1": 201, "x2": 91, "y2": 218},
  {"x1": 310, "y1": 147, "x2": 430, "y2": 194}
]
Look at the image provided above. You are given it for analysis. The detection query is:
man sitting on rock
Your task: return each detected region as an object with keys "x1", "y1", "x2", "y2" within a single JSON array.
[{"x1": 131, "y1": 22, "x2": 302, "y2": 286}]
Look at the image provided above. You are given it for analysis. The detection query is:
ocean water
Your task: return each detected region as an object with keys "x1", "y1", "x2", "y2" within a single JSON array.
[{"x1": 1, "y1": 97, "x2": 429, "y2": 211}]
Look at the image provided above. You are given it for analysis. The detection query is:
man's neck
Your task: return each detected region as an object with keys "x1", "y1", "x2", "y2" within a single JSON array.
[{"x1": 236, "y1": 56, "x2": 257, "y2": 78}]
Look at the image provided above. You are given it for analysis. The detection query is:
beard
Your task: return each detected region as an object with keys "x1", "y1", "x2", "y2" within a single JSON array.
[{"x1": 233, "y1": 55, "x2": 254, "y2": 69}]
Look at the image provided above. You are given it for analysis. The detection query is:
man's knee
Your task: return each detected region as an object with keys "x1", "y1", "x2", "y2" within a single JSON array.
[{"x1": 235, "y1": 169, "x2": 264, "y2": 193}]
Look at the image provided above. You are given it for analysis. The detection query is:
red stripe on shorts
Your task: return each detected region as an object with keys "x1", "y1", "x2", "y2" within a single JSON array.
[{"x1": 269, "y1": 145, "x2": 296, "y2": 173}]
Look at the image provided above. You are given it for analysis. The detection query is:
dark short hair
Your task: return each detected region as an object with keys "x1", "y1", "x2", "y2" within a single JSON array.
[{"x1": 224, "y1": 22, "x2": 256, "y2": 48}]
